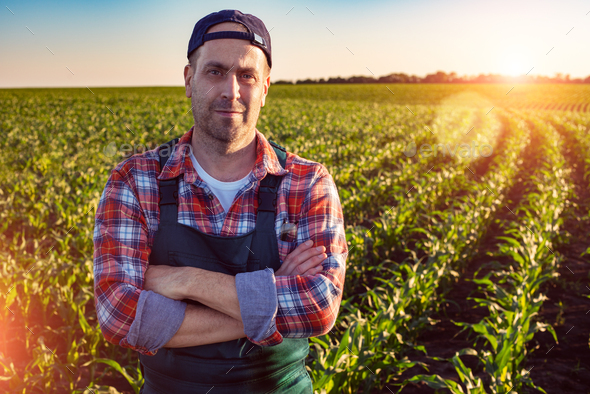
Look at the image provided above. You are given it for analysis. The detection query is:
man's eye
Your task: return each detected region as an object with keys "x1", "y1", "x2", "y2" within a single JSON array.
[
  {"x1": 209, "y1": 70, "x2": 221, "y2": 75},
  {"x1": 242, "y1": 74, "x2": 254, "y2": 79}
]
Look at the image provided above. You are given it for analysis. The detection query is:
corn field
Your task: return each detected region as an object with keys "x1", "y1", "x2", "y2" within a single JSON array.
[{"x1": 1, "y1": 84, "x2": 589, "y2": 393}]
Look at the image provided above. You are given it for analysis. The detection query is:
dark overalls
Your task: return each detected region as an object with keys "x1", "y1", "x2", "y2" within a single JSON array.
[{"x1": 138, "y1": 137, "x2": 313, "y2": 394}]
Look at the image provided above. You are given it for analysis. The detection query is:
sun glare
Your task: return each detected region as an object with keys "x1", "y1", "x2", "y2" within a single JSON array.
[{"x1": 500, "y1": 53, "x2": 529, "y2": 77}]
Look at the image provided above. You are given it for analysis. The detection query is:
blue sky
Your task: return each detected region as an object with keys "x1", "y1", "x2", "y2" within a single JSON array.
[{"x1": 1, "y1": 0, "x2": 589, "y2": 87}]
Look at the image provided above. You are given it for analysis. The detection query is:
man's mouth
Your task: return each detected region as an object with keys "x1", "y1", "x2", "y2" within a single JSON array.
[{"x1": 214, "y1": 110, "x2": 243, "y2": 117}]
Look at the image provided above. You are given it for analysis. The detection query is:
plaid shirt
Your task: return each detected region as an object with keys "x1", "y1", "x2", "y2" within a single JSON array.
[{"x1": 93, "y1": 126, "x2": 348, "y2": 356}]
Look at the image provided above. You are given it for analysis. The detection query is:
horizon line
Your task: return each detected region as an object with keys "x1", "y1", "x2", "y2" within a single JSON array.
[{"x1": 3, "y1": 70, "x2": 588, "y2": 89}]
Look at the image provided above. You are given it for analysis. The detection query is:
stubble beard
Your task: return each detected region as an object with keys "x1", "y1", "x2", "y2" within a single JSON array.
[{"x1": 191, "y1": 88, "x2": 260, "y2": 154}]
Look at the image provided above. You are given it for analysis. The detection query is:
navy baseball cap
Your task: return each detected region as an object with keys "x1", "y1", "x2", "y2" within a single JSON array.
[{"x1": 187, "y1": 10, "x2": 272, "y2": 68}]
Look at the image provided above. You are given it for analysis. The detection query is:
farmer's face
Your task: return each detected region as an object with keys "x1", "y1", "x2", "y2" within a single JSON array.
[{"x1": 184, "y1": 24, "x2": 270, "y2": 144}]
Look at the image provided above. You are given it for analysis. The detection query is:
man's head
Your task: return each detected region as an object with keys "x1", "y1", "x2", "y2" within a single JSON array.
[{"x1": 184, "y1": 10, "x2": 272, "y2": 149}]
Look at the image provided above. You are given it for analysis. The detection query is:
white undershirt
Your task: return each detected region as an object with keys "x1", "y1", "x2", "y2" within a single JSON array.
[{"x1": 189, "y1": 151, "x2": 252, "y2": 213}]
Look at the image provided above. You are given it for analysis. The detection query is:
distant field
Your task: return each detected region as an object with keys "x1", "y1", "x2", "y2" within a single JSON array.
[
  {"x1": 3, "y1": 82, "x2": 590, "y2": 109},
  {"x1": 1, "y1": 85, "x2": 589, "y2": 393},
  {"x1": 269, "y1": 83, "x2": 590, "y2": 110}
]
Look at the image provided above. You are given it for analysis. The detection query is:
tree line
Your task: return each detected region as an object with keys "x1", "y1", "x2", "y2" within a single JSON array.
[{"x1": 274, "y1": 71, "x2": 590, "y2": 84}]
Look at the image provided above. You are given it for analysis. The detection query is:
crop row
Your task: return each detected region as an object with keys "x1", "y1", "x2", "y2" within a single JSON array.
[
  {"x1": 407, "y1": 111, "x2": 573, "y2": 393},
  {"x1": 548, "y1": 111, "x2": 590, "y2": 255}
]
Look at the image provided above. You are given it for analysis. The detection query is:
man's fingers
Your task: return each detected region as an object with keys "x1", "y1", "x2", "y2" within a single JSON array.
[
  {"x1": 282, "y1": 241, "x2": 317, "y2": 270},
  {"x1": 277, "y1": 253, "x2": 326, "y2": 276},
  {"x1": 289, "y1": 246, "x2": 325, "y2": 267},
  {"x1": 278, "y1": 240, "x2": 327, "y2": 277},
  {"x1": 294, "y1": 253, "x2": 326, "y2": 275},
  {"x1": 301, "y1": 265, "x2": 324, "y2": 276},
  {"x1": 285, "y1": 240, "x2": 314, "y2": 261}
]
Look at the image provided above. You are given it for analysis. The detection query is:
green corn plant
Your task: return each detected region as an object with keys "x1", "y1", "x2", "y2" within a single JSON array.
[
  {"x1": 88, "y1": 358, "x2": 144, "y2": 394},
  {"x1": 402, "y1": 349, "x2": 486, "y2": 393}
]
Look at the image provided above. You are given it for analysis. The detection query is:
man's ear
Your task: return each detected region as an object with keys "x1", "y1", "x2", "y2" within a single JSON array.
[
  {"x1": 260, "y1": 74, "x2": 271, "y2": 107},
  {"x1": 184, "y1": 64, "x2": 193, "y2": 98}
]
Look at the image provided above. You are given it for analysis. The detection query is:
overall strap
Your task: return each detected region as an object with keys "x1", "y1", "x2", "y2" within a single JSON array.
[
  {"x1": 253, "y1": 140, "x2": 288, "y2": 271},
  {"x1": 157, "y1": 137, "x2": 181, "y2": 224},
  {"x1": 269, "y1": 139, "x2": 287, "y2": 168},
  {"x1": 157, "y1": 137, "x2": 288, "y2": 224},
  {"x1": 258, "y1": 140, "x2": 287, "y2": 212}
]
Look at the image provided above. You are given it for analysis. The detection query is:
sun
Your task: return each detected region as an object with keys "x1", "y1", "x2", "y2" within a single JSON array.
[{"x1": 500, "y1": 53, "x2": 529, "y2": 77}]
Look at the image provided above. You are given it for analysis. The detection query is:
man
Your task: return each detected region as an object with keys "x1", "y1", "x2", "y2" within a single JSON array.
[{"x1": 93, "y1": 9, "x2": 347, "y2": 394}]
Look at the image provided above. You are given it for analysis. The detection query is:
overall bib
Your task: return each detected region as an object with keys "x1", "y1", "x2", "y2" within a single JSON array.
[{"x1": 138, "y1": 137, "x2": 312, "y2": 394}]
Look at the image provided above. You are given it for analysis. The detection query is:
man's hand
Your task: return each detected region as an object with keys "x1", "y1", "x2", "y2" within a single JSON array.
[
  {"x1": 144, "y1": 265, "x2": 191, "y2": 300},
  {"x1": 275, "y1": 240, "x2": 327, "y2": 277}
]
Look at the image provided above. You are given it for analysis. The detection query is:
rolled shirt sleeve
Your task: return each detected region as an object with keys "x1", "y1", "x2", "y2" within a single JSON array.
[
  {"x1": 235, "y1": 268, "x2": 278, "y2": 342},
  {"x1": 125, "y1": 290, "x2": 187, "y2": 353}
]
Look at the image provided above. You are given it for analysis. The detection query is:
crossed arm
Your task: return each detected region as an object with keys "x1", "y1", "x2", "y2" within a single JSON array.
[{"x1": 144, "y1": 242, "x2": 328, "y2": 348}]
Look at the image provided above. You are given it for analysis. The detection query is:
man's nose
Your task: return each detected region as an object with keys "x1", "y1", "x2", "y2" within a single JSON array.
[{"x1": 220, "y1": 73, "x2": 240, "y2": 101}]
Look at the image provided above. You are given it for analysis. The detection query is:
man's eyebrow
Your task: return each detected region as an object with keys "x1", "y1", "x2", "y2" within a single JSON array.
[
  {"x1": 203, "y1": 61, "x2": 230, "y2": 71},
  {"x1": 203, "y1": 61, "x2": 259, "y2": 75}
]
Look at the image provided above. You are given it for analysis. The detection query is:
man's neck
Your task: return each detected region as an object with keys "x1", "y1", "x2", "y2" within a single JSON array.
[{"x1": 190, "y1": 127, "x2": 257, "y2": 182}]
